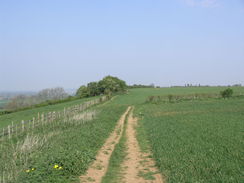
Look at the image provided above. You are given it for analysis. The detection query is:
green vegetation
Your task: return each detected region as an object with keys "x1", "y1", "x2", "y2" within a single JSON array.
[
  {"x1": 220, "y1": 88, "x2": 234, "y2": 98},
  {"x1": 146, "y1": 93, "x2": 220, "y2": 103},
  {"x1": 138, "y1": 171, "x2": 156, "y2": 180},
  {"x1": 0, "y1": 96, "x2": 79, "y2": 116},
  {"x1": 0, "y1": 97, "x2": 127, "y2": 182},
  {"x1": 112, "y1": 87, "x2": 244, "y2": 182},
  {"x1": 1, "y1": 86, "x2": 244, "y2": 182},
  {"x1": 101, "y1": 108, "x2": 130, "y2": 183},
  {"x1": 0, "y1": 96, "x2": 98, "y2": 128},
  {"x1": 76, "y1": 75, "x2": 127, "y2": 98},
  {"x1": 5, "y1": 87, "x2": 69, "y2": 111},
  {"x1": 128, "y1": 84, "x2": 155, "y2": 88},
  {"x1": 135, "y1": 91, "x2": 244, "y2": 182}
]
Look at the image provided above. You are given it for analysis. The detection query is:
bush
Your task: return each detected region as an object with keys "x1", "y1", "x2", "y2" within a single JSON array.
[
  {"x1": 168, "y1": 94, "x2": 173, "y2": 103},
  {"x1": 76, "y1": 76, "x2": 127, "y2": 98},
  {"x1": 220, "y1": 88, "x2": 233, "y2": 98}
]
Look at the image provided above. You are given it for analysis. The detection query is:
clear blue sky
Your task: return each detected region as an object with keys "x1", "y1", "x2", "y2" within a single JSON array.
[{"x1": 1, "y1": 0, "x2": 244, "y2": 91}]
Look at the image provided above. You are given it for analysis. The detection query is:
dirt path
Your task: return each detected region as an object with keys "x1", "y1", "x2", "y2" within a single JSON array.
[
  {"x1": 80, "y1": 106, "x2": 131, "y2": 183},
  {"x1": 121, "y1": 107, "x2": 164, "y2": 183}
]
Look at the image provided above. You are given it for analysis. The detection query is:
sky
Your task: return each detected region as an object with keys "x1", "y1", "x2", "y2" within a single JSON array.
[{"x1": 0, "y1": 0, "x2": 244, "y2": 91}]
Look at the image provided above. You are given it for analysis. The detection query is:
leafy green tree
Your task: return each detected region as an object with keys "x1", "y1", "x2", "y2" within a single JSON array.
[
  {"x1": 220, "y1": 88, "x2": 233, "y2": 98},
  {"x1": 98, "y1": 76, "x2": 127, "y2": 94},
  {"x1": 76, "y1": 86, "x2": 89, "y2": 98},
  {"x1": 87, "y1": 82, "x2": 100, "y2": 96},
  {"x1": 76, "y1": 76, "x2": 127, "y2": 98}
]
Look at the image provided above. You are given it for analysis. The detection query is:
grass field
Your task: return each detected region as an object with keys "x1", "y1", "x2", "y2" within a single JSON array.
[
  {"x1": 0, "y1": 96, "x2": 98, "y2": 128},
  {"x1": 1, "y1": 86, "x2": 244, "y2": 182}
]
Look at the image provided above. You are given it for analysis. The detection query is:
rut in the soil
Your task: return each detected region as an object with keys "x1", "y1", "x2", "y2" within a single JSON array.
[
  {"x1": 79, "y1": 106, "x2": 163, "y2": 183},
  {"x1": 79, "y1": 106, "x2": 131, "y2": 183},
  {"x1": 121, "y1": 107, "x2": 164, "y2": 183}
]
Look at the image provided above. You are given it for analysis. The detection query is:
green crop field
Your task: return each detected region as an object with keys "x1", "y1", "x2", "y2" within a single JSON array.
[
  {"x1": 0, "y1": 96, "x2": 98, "y2": 128},
  {"x1": 112, "y1": 87, "x2": 244, "y2": 182},
  {"x1": 135, "y1": 96, "x2": 244, "y2": 182},
  {"x1": 0, "y1": 86, "x2": 243, "y2": 182}
]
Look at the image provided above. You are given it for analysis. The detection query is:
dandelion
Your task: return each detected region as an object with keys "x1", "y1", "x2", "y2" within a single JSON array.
[
  {"x1": 31, "y1": 168, "x2": 35, "y2": 171},
  {"x1": 58, "y1": 167, "x2": 63, "y2": 170},
  {"x1": 25, "y1": 169, "x2": 30, "y2": 173},
  {"x1": 53, "y1": 164, "x2": 59, "y2": 169}
]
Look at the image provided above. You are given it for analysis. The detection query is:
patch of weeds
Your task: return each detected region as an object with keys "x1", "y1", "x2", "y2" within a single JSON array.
[
  {"x1": 95, "y1": 164, "x2": 103, "y2": 170},
  {"x1": 116, "y1": 127, "x2": 121, "y2": 136},
  {"x1": 138, "y1": 170, "x2": 156, "y2": 180},
  {"x1": 87, "y1": 177, "x2": 95, "y2": 182}
]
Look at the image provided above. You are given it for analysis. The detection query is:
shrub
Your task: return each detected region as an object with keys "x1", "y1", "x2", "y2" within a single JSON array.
[
  {"x1": 220, "y1": 88, "x2": 233, "y2": 98},
  {"x1": 76, "y1": 76, "x2": 127, "y2": 98},
  {"x1": 168, "y1": 94, "x2": 173, "y2": 103}
]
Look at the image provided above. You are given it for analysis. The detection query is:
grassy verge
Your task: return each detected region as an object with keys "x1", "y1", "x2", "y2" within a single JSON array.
[
  {"x1": 0, "y1": 101, "x2": 127, "y2": 182},
  {"x1": 0, "y1": 96, "x2": 98, "y2": 128},
  {"x1": 101, "y1": 107, "x2": 131, "y2": 183},
  {"x1": 134, "y1": 112, "x2": 150, "y2": 153}
]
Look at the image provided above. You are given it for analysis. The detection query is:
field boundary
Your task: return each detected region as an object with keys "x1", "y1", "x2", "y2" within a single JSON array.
[{"x1": 0, "y1": 96, "x2": 110, "y2": 139}]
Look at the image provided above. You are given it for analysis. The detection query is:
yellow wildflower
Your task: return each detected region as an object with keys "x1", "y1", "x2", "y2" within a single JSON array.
[
  {"x1": 53, "y1": 164, "x2": 59, "y2": 169},
  {"x1": 25, "y1": 169, "x2": 30, "y2": 173},
  {"x1": 31, "y1": 168, "x2": 35, "y2": 171},
  {"x1": 58, "y1": 167, "x2": 63, "y2": 170}
]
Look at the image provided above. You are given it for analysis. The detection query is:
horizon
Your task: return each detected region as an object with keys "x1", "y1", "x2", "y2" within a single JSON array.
[
  {"x1": 1, "y1": 0, "x2": 244, "y2": 91},
  {"x1": 0, "y1": 83, "x2": 243, "y2": 93}
]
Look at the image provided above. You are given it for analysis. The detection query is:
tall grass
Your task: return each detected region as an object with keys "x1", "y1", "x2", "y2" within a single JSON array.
[{"x1": 0, "y1": 96, "x2": 123, "y2": 183}]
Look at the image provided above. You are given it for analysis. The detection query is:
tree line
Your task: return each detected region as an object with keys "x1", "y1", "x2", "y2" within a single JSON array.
[
  {"x1": 1, "y1": 76, "x2": 127, "y2": 113},
  {"x1": 5, "y1": 87, "x2": 69, "y2": 111}
]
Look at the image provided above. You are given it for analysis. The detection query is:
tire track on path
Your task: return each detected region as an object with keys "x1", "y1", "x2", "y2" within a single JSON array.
[
  {"x1": 121, "y1": 107, "x2": 164, "y2": 183},
  {"x1": 80, "y1": 106, "x2": 131, "y2": 183}
]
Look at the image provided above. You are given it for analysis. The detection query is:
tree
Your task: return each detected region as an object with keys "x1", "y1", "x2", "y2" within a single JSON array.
[
  {"x1": 220, "y1": 88, "x2": 233, "y2": 98},
  {"x1": 76, "y1": 86, "x2": 89, "y2": 98},
  {"x1": 87, "y1": 82, "x2": 100, "y2": 96},
  {"x1": 76, "y1": 76, "x2": 127, "y2": 98},
  {"x1": 98, "y1": 76, "x2": 127, "y2": 94},
  {"x1": 37, "y1": 87, "x2": 68, "y2": 100},
  {"x1": 5, "y1": 87, "x2": 69, "y2": 111}
]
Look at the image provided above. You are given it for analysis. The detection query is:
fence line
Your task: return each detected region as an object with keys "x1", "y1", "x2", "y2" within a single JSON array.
[{"x1": 0, "y1": 96, "x2": 109, "y2": 139}]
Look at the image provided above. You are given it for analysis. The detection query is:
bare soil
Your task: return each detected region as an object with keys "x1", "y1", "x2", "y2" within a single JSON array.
[
  {"x1": 121, "y1": 107, "x2": 164, "y2": 183},
  {"x1": 79, "y1": 106, "x2": 163, "y2": 183},
  {"x1": 80, "y1": 106, "x2": 131, "y2": 183}
]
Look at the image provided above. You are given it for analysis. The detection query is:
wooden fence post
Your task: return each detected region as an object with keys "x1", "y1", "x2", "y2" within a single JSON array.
[
  {"x1": 16, "y1": 124, "x2": 18, "y2": 136},
  {"x1": 8, "y1": 125, "x2": 11, "y2": 139},
  {"x1": 53, "y1": 111, "x2": 56, "y2": 121},
  {"x1": 41, "y1": 113, "x2": 44, "y2": 126},
  {"x1": 38, "y1": 112, "x2": 40, "y2": 124},
  {"x1": 2, "y1": 128, "x2": 4, "y2": 139},
  {"x1": 12, "y1": 121, "x2": 14, "y2": 133},
  {"x1": 33, "y1": 117, "x2": 35, "y2": 129},
  {"x1": 22, "y1": 120, "x2": 24, "y2": 132}
]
